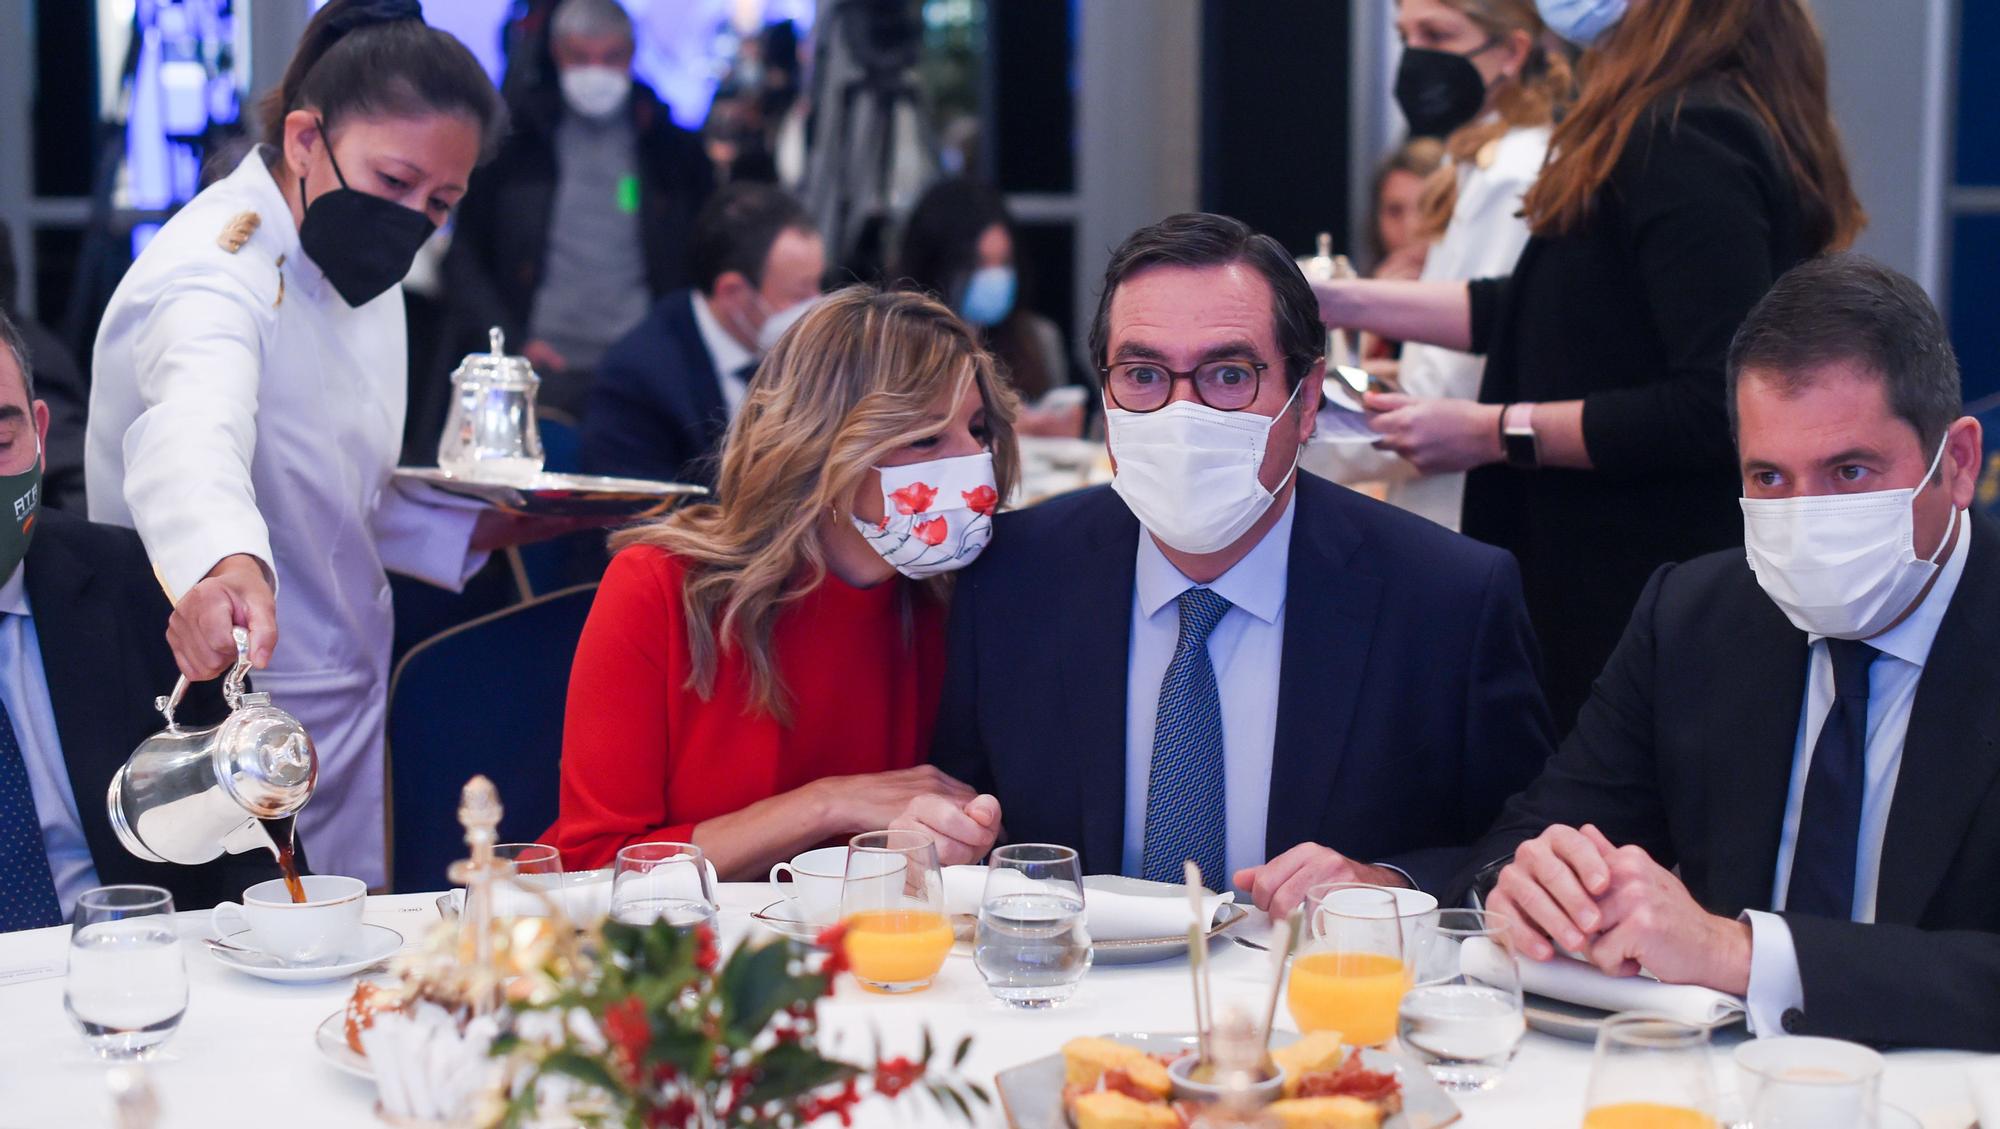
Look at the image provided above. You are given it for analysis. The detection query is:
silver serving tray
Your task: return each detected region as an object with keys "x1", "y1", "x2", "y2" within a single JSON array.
[{"x1": 395, "y1": 467, "x2": 706, "y2": 518}]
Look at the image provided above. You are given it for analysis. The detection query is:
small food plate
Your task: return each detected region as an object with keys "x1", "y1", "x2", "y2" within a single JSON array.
[
  {"x1": 995, "y1": 1031, "x2": 1460, "y2": 1129},
  {"x1": 315, "y1": 1009, "x2": 373, "y2": 1080},
  {"x1": 204, "y1": 923, "x2": 402, "y2": 984},
  {"x1": 394, "y1": 467, "x2": 706, "y2": 518},
  {"x1": 750, "y1": 900, "x2": 837, "y2": 946},
  {"x1": 1523, "y1": 993, "x2": 1746, "y2": 1043}
]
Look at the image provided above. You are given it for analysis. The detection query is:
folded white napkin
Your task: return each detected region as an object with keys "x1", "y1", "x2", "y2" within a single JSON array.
[
  {"x1": 941, "y1": 866, "x2": 1235, "y2": 943},
  {"x1": 453, "y1": 867, "x2": 620, "y2": 923},
  {"x1": 1462, "y1": 937, "x2": 1745, "y2": 1027}
]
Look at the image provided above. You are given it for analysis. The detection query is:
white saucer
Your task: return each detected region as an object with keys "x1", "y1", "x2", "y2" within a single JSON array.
[
  {"x1": 314, "y1": 1009, "x2": 372, "y2": 1079},
  {"x1": 204, "y1": 923, "x2": 403, "y2": 983},
  {"x1": 750, "y1": 899, "x2": 837, "y2": 945}
]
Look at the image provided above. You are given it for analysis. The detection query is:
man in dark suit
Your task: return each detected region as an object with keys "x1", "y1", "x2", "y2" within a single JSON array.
[
  {"x1": 0, "y1": 310, "x2": 280, "y2": 930},
  {"x1": 579, "y1": 182, "x2": 825, "y2": 489},
  {"x1": 1466, "y1": 255, "x2": 2000, "y2": 1050},
  {"x1": 897, "y1": 213, "x2": 1553, "y2": 906}
]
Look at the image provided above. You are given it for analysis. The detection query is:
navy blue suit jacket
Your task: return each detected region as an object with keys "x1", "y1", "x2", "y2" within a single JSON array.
[
  {"x1": 581, "y1": 289, "x2": 731, "y2": 489},
  {"x1": 932, "y1": 472, "x2": 1555, "y2": 893}
]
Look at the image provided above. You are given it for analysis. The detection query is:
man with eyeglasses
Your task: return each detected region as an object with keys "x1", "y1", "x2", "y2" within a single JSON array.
[{"x1": 897, "y1": 213, "x2": 1554, "y2": 910}]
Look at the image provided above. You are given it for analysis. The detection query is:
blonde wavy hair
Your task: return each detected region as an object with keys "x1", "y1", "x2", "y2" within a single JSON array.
[{"x1": 613, "y1": 284, "x2": 1021, "y2": 722}]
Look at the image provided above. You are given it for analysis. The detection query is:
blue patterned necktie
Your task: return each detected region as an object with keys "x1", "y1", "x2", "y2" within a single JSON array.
[
  {"x1": 1786, "y1": 638, "x2": 1880, "y2": 920},
  {"x1": 0, "y1": 690, "x2": 62, "y2": 931},
  {"x1": 1142, "y1": 587, "x2": 1233, "y2": 887}
]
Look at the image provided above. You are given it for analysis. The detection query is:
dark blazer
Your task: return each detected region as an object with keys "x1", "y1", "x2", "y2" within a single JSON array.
[
  {"x1": 932, "y1": 473, "x2": 1555, "y2": 894},
  {"x1": 579, "y1": 289, "x2": 732, "y2": 489},
  {"x1": 26, "y1": 510, "x2": 288, "y2": 913},
  {"x1": 442, "y1": 81, "x2": 714, "y2": 350},
  {"x1": 1455, "y1": 514, "x2": 2000, "y2": 1050},
  {"x1": 1462, "y1": 83, "x2": 1809, "y2": 734}
]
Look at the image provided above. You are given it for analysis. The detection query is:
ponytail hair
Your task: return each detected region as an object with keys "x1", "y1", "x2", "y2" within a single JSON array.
[{"x1": 259, "y1": 0, "x2": 506, "y2": 160}]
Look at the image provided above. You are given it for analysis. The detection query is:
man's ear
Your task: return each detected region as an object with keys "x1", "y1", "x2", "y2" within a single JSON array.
[
  {"x1": 1947, "y1": 415, "x2": 1983, "y2": 510},
  {"x1": 1295, "y1": 362, "x2": 1324, "y2": 445}
]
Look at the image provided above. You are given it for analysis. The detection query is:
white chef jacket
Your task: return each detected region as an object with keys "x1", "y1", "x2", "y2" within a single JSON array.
[
  {"x1": 86, "y1": 148, "x2": 487, "y2": 888},
  {"x1": 1304, "y1": 122, "x2": 1550, "y2": 529}
]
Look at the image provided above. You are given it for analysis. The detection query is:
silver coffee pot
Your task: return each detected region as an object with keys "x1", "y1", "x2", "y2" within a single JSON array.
[
  {"x1": 108, "y1": 627, "x2": 318, "y2": 866},
  {"x1": 436, "y1": 326, "x2": 544, "y2": 486}
]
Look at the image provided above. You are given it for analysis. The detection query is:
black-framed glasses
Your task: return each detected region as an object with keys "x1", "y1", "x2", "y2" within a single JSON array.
[{"x1": 1098, "y1": 359, "x2": 1270, "y2": 413}]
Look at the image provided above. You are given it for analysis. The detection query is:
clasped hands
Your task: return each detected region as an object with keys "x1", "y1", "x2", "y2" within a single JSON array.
[{"x1": 1487, "y1": 824, "x2": 1752, "y2": 996}]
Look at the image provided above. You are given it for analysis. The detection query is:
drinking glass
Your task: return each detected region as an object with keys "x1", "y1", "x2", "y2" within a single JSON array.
[
  {"x1": 839, "y1": 830, "x2": 950, "y2": 994},
  {"x1": 1287, "y1": 884, "x2": 1413, "y2": 1047},
  {"x1": 64, "y1": 886, "x2": 187, "y2": 1060},
  {"x1": 611, "y1": 842, "x2": 716, "y2": 929},
  {"x1": 974, "y1": 843, "x2": 1091, "y2": 1008},
  {"x1": 1733, "y1": 1036, "x2": 1882, "y2": 1129},
  {"x1": 1582, "y1": 1013, "x2": 1720, "y2": 1129},
  {"x1": 492, "y1": 843, "x2": 565, "y2": 918},
  {"x1": 1398, "y1": 908, "x2": 1526, "y2": 1091}
]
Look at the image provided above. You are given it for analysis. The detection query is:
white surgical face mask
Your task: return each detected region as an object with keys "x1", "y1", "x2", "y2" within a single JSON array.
[
  {"x1": 560, "y1": 65, "x2": 631, "y2": 119},
  {"x1": 1535, "y1": 0, "x2": 1629, "y2": 46},
  {"x1": 853, "y1": 451, "x2": 998, "y2": 578},
  {"x1": 1741, "y1": 436, "x2": 1958, "y2": 640},
  {"x1": 1106, "y1": 381, "x2": 1303, "y2": 556},
  {"x1": 756, "y1": 294, "x2": 820, "y2": 354}
]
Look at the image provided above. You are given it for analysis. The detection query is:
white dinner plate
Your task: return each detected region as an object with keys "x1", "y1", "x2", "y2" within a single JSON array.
[
  {"x1": 204, "y1": 923, "x2": 403, "y2": 984},
  {"x1": 994, "y1": 1031, "x2": 1460, "y2": 1129},
  {"x1": 315, "y1": 1009, "x2": 373, "y2": 1080}
]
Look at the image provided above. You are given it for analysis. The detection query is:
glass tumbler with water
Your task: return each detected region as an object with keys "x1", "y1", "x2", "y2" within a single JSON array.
[
  {"x1": 64, "y1": 885, "x2": 188, "y2": 1059},
  {"x1": 1398, "y1": 908, "x2": 1526, "y2": 1091},
  {"x1": 611, "y1": 842, "x2": 716, "y2": 929},
  {"x1": 975, "y1": 843, "x2": 1091, "y2": 1007}
]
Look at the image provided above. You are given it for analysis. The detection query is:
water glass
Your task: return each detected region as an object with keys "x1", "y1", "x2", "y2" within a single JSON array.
[
  {"x1": 64, "y1": 886, "x2": 187, "y2": 1060},
  {"x1": 840, "y1": 830, "x2": 950, "y2": 993},
  {"x1": 490, "y1": 843, "x2": 565, "y2": 918},
  {"x1": 1583, "y1": 1013, "x2": 1719, "y2": 1129},
  {"x1": 974, "y1": 843, "x2": 1091, "y2": 1008},
  {"x1": 611, "y1": 842, "x2": 716, "y2": 929},
  {"x1": 1733, "y1": 1036, "x2": 1882, "y2": 1129},
  {"x1": 1398, "y1": 908, "x2": 1526, "y2": 1091},
  {"x1": 1288, "y1": 885, "x2": 1411, "y2": 1047}
]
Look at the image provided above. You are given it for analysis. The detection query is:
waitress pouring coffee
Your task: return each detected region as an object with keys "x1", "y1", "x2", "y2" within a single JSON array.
[{"x1": 87, "y1": 0, "x2": 552, "y2": 887}]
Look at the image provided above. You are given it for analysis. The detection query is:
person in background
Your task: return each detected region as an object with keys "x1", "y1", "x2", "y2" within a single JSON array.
[
  {"x1": 0, "y1": 311, "x2": 289, "y2": 929},
  {"x1": 1318, "y1": 0, "x2": 1863, "y2": 732},
  {"x1": 1355, "y1": 137, "x2": 1447, "y2": 373},
  {"x1": 891, "y1": 177, "x2": 1083, "y2": 438},
  {"x1": 1307, "y1": 0, "x2": 1566, "y2": 529},
  {"x1": 1462, "y1": 256, "x2": 2000, "y2": 1052},
  {"x1": 545, "y1": 287, "x2": 1021, "y2": 877},
  {"x1": 899, "y1": 213, "x2": 1553, "y2": 909},
  {"x1": 0, "y1": 228, "x2": 87, "y2": 512},
  {"x1": 580, "y1": 182, "x2": 824, "y2": 489},
  {"x1": 442, "y1": 0, "x2": 713, "y2": 414}
]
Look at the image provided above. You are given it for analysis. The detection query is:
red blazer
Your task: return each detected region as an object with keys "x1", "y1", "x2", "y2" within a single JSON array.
[{"x1": 543, "y1": 545, "x2": 945, "y2": 869}]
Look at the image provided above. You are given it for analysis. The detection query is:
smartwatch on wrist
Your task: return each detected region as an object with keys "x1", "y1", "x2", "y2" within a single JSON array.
[{"x1": 1502, "y1": 402, "x2": 1539, "y2": 469}]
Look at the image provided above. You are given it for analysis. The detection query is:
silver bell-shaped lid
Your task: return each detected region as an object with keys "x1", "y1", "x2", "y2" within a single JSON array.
[
  {"x1": 450, "y1": 327, "x2": 540, "y2": 393},
  {"x1": 213, "y1": 694, "x2": 318, "y2": 818}
]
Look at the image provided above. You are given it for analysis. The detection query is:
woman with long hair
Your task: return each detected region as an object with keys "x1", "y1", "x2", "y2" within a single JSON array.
[
  {"x1": 1317, "y1": 0, "x2": 1862, "y2": 731},
  {"x1": 544, "y1": 286, "x2": 1021, "y2": 876},
  {"x1": 1309, "y1": 0, "x2": 1569, "y2": 529},
  {"x1": 87, "y1": 0, "x2": 525, "y2": 886}
]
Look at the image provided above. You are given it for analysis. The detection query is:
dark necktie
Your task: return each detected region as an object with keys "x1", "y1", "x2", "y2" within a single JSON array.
[
  {"x1": 1141, "y1": 587, "x2": 1232, "y2": 887},
  {"x1": 1786, "y1": 638, "x2": 1880, "y2": 920},
  {"x1": 0, "y1": 691, "x2": 63, "y2": 931}
]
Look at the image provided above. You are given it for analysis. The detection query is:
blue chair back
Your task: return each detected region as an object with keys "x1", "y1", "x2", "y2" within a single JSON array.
[
  {"x1": 537, "y1": 408, "x2": 582, "y2": 474},
  {"x1": 384, "y1": 583, "x2": 597, "y2": 892}
]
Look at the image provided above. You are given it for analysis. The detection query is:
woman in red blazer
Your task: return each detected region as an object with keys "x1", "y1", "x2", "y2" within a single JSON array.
[{"x1": 545, "y1": 286, "x2": 1020, "y2": 876}]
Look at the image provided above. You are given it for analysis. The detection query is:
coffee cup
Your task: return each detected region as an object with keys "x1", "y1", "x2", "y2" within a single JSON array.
[
  {"x1": 210, "y1": 875, "x2": 366, "y2": 966},
  {"x1": 1308, "y1": 883, "x2": 1440, "y2": 951},
  {"x1": 769, "y1": 846, "x2": 847, "y2": 926},
  {"x1": 1733, "y1": 1036, "x2": 1881, "y2": 1129}
]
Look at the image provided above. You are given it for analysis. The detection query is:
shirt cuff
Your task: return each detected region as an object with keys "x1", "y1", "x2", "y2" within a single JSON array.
[{"x1": 1741, "y1": 909, "x2": 1804, "y2": 1037}]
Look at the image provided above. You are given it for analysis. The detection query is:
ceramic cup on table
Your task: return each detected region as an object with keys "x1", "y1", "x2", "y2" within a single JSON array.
[
  {"x1": 1733, "y1": 1036, "x2": 1882, "y2": 1129},
  {"x1": 1306, "y1": 882, "x2": 1440, "y2": 951},
  {"x1": 209, "y1": 875, "x2": 366, "y2": 966},
  {"x1": 769, "y1": 846, "x2": 850, "y2": 927}
]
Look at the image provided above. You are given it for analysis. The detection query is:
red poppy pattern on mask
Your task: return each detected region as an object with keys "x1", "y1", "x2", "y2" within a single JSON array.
[{"x1": 854, "y1": 451, "x2": 998, "y2": 578}]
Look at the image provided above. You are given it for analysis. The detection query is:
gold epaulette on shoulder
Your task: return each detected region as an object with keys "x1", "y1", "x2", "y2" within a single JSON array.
[{"x1": 216, "y1": 210, "x2": 261, "y2": 253}]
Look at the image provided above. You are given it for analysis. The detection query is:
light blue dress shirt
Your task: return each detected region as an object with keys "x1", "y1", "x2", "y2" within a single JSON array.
[
  {"x1": 0, "y1": 564, "x2": 99, "y2": 919},
  {"x1": 1742, "y1": 513, "x2": 1971, "y2": 1034},
  {"x1": 1122, "y1": 497, "x2": 1295, "y2": 887}
]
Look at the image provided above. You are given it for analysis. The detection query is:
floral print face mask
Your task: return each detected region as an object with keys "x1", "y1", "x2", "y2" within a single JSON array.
[{"x1": 851, "y1": 451, "x2": 999, "y2": 578}]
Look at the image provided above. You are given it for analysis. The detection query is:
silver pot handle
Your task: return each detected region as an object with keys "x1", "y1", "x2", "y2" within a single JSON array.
[{"x1": 154, "y1": 627, "x2": 253, "y2": 731}]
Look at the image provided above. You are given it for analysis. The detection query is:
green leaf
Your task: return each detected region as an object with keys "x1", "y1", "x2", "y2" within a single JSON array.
[
  {"x1": 952, "y1": 1033, "x2": 973, "y2": 1068},
  {"x1": 540, "y1": 1050, "x2": 628, "y2": 1099},
  {"x1": 738, "y1": 1042, "x2": 860, "y2": 1109},
  {"x1": 921, "y1": 1026, "x2": 934, "y2": 1067},
  {"x1": 719, "y1": 938, "x2": 821, "y2": 1045},
  {"x1": 966, "y1": 1081, "x2": 992, "y2": 1105}
]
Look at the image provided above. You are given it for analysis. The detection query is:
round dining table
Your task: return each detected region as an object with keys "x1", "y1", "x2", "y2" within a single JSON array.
[{"x1": 0, "y1": 883, "x2": 1984, "y2": 1128}]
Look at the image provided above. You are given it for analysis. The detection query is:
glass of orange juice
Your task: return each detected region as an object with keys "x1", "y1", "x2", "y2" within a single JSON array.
[
  {"x1": 839, "y1": 830, "x2": 951, "y2": 994},
  {"x1": 1286, "y1": 885, "x2": 1413, "y2": 1047},
  {"x1": 1581, "y1": 1013, "x2": 1719, "y2": 1129}
]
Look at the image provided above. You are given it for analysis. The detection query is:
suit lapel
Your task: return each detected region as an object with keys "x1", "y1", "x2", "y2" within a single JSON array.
[
  {"x1": 1059, "y1": 495, "x2": 1139, "y2": 874},
  {"x1": 1699, "y1": 588, "x2": 1809, "y2": 915},
  {"x1": 1876, "y1": 515, "x2": 2000, "y2": 925},
  {"x1": 675, "y1": 294, "x2": 729, "y2": 445},
  {"x1": 1266, "y1": 479, "x2": 1380, "y2": 858}
]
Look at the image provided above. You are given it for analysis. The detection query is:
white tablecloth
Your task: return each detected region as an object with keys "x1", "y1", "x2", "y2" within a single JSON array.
[{"x1": 0, "y1": 884, "x2": 1985, "y2": 1128}]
